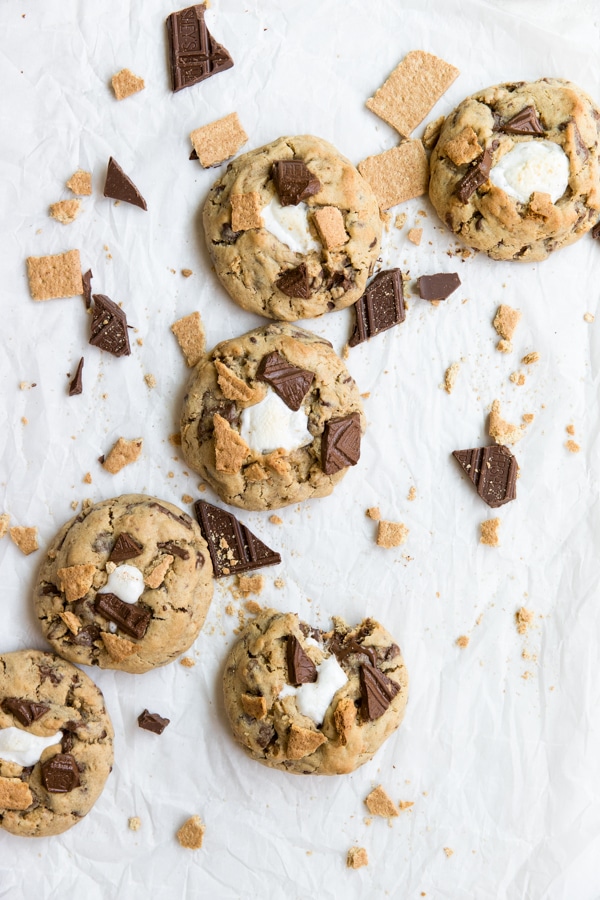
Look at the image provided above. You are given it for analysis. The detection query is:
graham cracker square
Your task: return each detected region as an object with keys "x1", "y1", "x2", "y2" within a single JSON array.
[
  {"x1": 26, "y1": 249, "x2": 83, "y2": 301},
  {"x1": 111, "y1": 68, "x2": 145, "y2": 100},
  {"x1": 313, "y1": 206, "x2": 348, "y2": 250},
  {"x1": 171, "y1": 312, "x2": 206, "y2": 367},
  {"x1": 66, "y1": 170, "x2": 92, "y2": 196},
  {"x1": 377, "y1": 520, "x2": 409, "y2": 548},
  {"x1": 358, "y1": 142, "x2": 429, "y2": 210},
  {"x1": 231, "y1": 192, "x2": 263, "y2": 231},
  {"x1": 190, "y1": 112, "x2": 248, "y2": 168}
]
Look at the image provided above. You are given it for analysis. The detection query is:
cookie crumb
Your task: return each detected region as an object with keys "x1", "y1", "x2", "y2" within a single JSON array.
[
  {"x1": 516, "y1": 607, "x2": 534, "y2": 634},
  {"x1": 489, "y1": 400, "x2": 525, "y2": 445},
  {"x1": 493, "y1": 305, "x2": 521, "y2": 342},
  {"x1": 313, "y1": 206, "x2": 348, "y2": 250},
  {"x1": 521, "y1": 351, "x2": 540, "y2": 365},
  {"x1": 49, "y1": 199, "x2": 82, "y2": 225},
  {"x1": 358, "y1": 141, "x2": 429, "y2": 210},
  {"x1": 21, "y1": 417, "x2": 28, "y2": 426},
  {"x1": 269, "y1": 515, "x2": 283, "y2": 525},
  {"x1": 366, "y1": 506, "x2": 381, "y2": 520},
  {"x1": 9, "y1": 526, "x2": 38, "y2": 555},
  {"x1": 231, "y1": 192, "x2": 263, "y2": 231},
  {"x1": 347, "y1": 847, "x2": 369, "y2": 870},
  {"x1": 377, "y1": 521, "x2": 409, "y2": 548},
  {"x1": 237, "y1": 574, "x2": 264, "y2": 596},
  {"x1": 422, "y1": 115, "x2": 445, "y2": 149},
  {"x1": 443, "y1": 847, "x2": 454, "y2": 858},
  {"x1": 102, "y1": 437, "x2": 143, "y2": 474},
  {"x1": 0, "y1": 514, "x2": 10, "y2": 539},
  {"x1": 496, "y1": 339, "x2": 512, "y2": 354},
  {"x1": 407, "y1": 486, "x2": 417, "y2": 501},
  {"x1": 365, "y1": 785, "x2": 399, "y2": 818},
  {"x1": 176, "y1": 815, "x2": 205, "y2": 850},
  {"x1": 111, "y1": 68, "x2": 145, "y2": 100},
  {"x1": 443, "y1": 362, "x2": 460, "y2": 394},
  {"x1": 394, "y1": 212, "x2": 407, "y2": 230},
  {"x1": 456, "y1": 635, "x2": 469, "y2": 648},
  {"x1": 565, "y1": 439, "x2": 581, "y2": 453},
  {"x1": 480, "y1": 518, "x2": 500, "y2": 547},
  {"x1": 171, "y1": 312, "x2": 206, "y2": 368},
  {"x1": 190, "y1": 112, "x2": 248, "y2": 168},
  {"x1": 180, "y1": 656, "x2": 195, "y2": 668},
  {"x1": 583, "y1": 312, "x2": 594, "y2": 323},
  {"x1": 66, "y1": 170, "x2": 92, "y2": 196},
  {"x1": 407, "y1": 227, "x2": 422, "y2": 246},
  {"x1": 144, "y1": 373, "x2": 156, "y2": 389},
  {"x1": 128, "y1": 816, "x2": 141, "y2": 831},
  {"x1": 509, "y1": 371, "x2": 526, "y2": 386},
  {"x1": 26, "y1": 249, "x2": 83, "y2": 301}
]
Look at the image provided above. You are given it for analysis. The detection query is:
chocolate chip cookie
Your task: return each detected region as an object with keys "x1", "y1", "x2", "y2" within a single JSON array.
[
  {"x1": 34, "y1": 494, "x2": 213, "y2": 674},
  {"x1": 0, "y1": 649, "x2": 113, "y2": 837},
  {"x1": 203, "y1": 134, "x2": 382, "y2": 320},
  {"x1": 222, "y1": 610, "x2": 408, "y2": 775},
  {"x1": 180, "y1": 322, "x2": 365, "y2": 511},
  {"x1": 429, "y1": 78, "x2": 600, "y2": 260}
]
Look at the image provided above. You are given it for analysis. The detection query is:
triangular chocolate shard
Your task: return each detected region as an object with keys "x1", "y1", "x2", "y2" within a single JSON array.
[
  {"x1": 194, "y1": 500, "x2": 281, "y2": 578},
  {"x1": 167, "y1": 4, "x2": 234, "y2": 93},
  {"x1": 452, "y1": 445, "x2": 517, "y2": 508},
  {"x1": 275, "y1": 263, "x2": 312, "y2": 299},
  {"x1": 500, "y1": 105, "x2": 544, "y2": 136},
  {"x1": 456, "y1": 146, "x2": 493, "y2": 203},
  {"x1": 89, "y1": 294, "x2": 131, "y2": 357},
  {"x1": 359, "y1": 663, "x2": 400, "y2": 722},
  {"x1": 68, "y1": 357, "x2": 84, "y2": 397},
  {"x1": 256, "y1": 351, "x2": 314, "y2": 411},
  {"x1": 321, "y1": 413, "x2": 361, "y2": 475},
  {"x1": 287, "y1": 635, "x2": 317, "y2": 686},
  {"x1": 109, "y1": 532, "x2": 144, "y2": 563},
  {"x1": 349, "y1": 269, "x2": 405, "y2": 347},
  {"x1": 104, "y1": 157, "x2": 147, "y2": 210},
  {"x1": 452, "y1": 448, "x2": 483, "y2": 486}
]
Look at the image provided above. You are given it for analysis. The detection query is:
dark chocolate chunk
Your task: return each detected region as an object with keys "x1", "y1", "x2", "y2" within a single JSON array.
[
  {"x1": 137, "y1": 709, "x2": 170, "y2": 734},
  {"x1": 157, "y1": 541, "x2": 190, "y2": 560},
  {"x1": 286, "y1": 635, "x2": 317, "y2": 686},
  {"x1": 592, "y1": 221, "x2": 600, "y2": 240},
  {"x1": 89, "y1": 294, "x2": 131, "y2": 357},
  {"x1": 194, "y1": 500, "x2": 281, "y2": 578},
  {"x1": 359, "y1": 663, "x2": 400, "y2": 722},
  {"x1": 38, "y1": 664, "x2": 62, "y2": 685},
  {"x1": 189, "y1": 148, "x2": 198, "y2": 160},
  {"x1": 41, "y1": 753, "x2": 80, "y2": 793},
  {"x1": 329, "y1": 636, "x2": 377, "y2": 668},
  {"x1": 166, "y1": 4, "x2": 233, "y2": 93},
  {"x1": 94, "y1": 592, "x2": 151, "y2": 640},
  {"x1": 108, "y1": 532, "x2": 144, "y2": 563},
  {"x1": 569, "y1": 120, "x2": 589, "y2": 163},
  {"x1": 104, "y1": 157, "x2": 147, "y2": 210},
  {"x1": 417, "y1": 273, "x2": 461, "y2": 302},
  {"x1": 82, "y1": 269, "x2": 93, "y2": 309},
  {"x1": 348, "y1": 269, "x2": 405, "y2": 347},
  {"x1": 256, "y1": 722, "x2": 276, "y2": 749},
  {"x1": 69, "y1": 624, "x2": 101, "y2": 647},
  {"x1": 256, "y1": 351, "x2": 314, "y2": 411},
  {"x1": 275, "y1": 263, "x2": 312, "y2": 299},
  {"x1": 500, "y1": 105, "x2": 544, "y2": 136},
  {"x1": 68, "y1": 357, "x2": 84, "y2": 396},
  {"x1": 1, "y1": 698, "x2": 49, "y2": 728},
  {"x1": 453, "y1": 445, "x2": 518, "y2": 508},
  {"x1": 456, "y1": 146, "x2": 493, "y2": 203},
  {"x1": 321, "y1": 413, "x2": 361, "y2": 475},
  {"x1": 271, "y1": 160, "x2": 321, "y2": 206}
]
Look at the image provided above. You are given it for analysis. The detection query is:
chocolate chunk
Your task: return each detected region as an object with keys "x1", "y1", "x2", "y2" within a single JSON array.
[
  {"x1": 137, "y1": 709, "x2": 170, "y2": 734},
  {"x1": 82, "y1": 269, "x2": 93, "y2": 309},
  {"x1": 329, "y1": 636, "x2": 377, "y2": 668},
  {"x1": 348, "y1": 269, "x2": 405, "y2": 347},
  {"x1": 194, "y1": 500, "x2": 281, "y2": 578},
  {"x1": 189, "y1": 148, "x2": 198, "y2": 160},
  {"x1": 359, "y1": 663, "x2": 400, "y2": 722},
  {"x1": 69, "y1": 624, "x2": 101, "y2": 647},
  {"x1": 38, "y1": 664, "x2": 62, "y2": 685},
  {"x1": 89, "y1": 294, "x2": 131, "y2": 357},
  {"x1": 275, "y1": 263, "x2": 312, "y2": 300},
  {"x1": 592, "y1": 222, "x2": 600, "y2": 240},
  {"x1": 500, "y1": 106, "x2": 544, "y2": 136},
  {"x1": 157, "y1": 541, "x2": 190, "y2": 560},
  {"x1": 417, "y1": 273, "x2": 461, "y2": 302},
  {"x1": 166, "y1": 4, "x2": 233, "y2": 93},
  {"x1": 94, "y1": 592, "x2": 151, "y2": 640},
  {"x1": 41, "y1": 753, "x2": 80, "y2": 793},
  {"x1": 286, "y1": 635, "x2": 317, "y2": 686},
  {"x1": 271, "y1": 160, "x2": 321, "y2": 206},
  {"x1": 256, "y1": 351, "x2": 314, "y2": 411},
  {"x1": 256, "y1": 722, "x2": 276, "y2": 749},
  {"x1": 453, "y1": 445, "x2": 518, "y2": 508},
  {"x1": 456, "y1": 146, "x2": 493, "y2": 203},
  {"x1": 68, "y1": 357, "x2": 84, "y2": 396},
  {"x1": 321, "y1": 413, "x2": 361, "y2": 475},
  {"x1": 104, "y1": 157, "x2": 147, "y2": 210},
  {"x1": 1, "y1": 698, "x2": 49, "y2": 728},
  {"x1": 109, "y1": 532, "x2": 144, "y2": 563}
]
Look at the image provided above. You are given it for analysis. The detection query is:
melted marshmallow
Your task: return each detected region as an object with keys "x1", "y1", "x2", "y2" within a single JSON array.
[
  {"x1": 261, "y1": 197, "x2": 320, "y2": 254},
  {"x1": 240, "y1": 388, "x2": 313, "y2": 455},
  {"x1": 98, "y1": 564, "x2": 145, "y2": 605},
  {"x1": 0, "y1": 726, "x2": 62, "y2": 767},
  {"x1": 489, "y1": 140, "x2": 569, "y2": 204},
  {"x1": 279, "y1": 654, "x2": 348, "y2": 724}
]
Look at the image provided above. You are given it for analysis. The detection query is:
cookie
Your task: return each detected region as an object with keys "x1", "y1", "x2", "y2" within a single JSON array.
[
  {"x1": 180, "y1": 322, "x2": 365, "y2": 511},
  {"x1": 0, "y1": 649, "x2": 113, "y2": 837},
  {"x1": 429, "y1": 78, "x2": 600, "y2": 261},
  {"x1": 34, "y1": 494, "x2": 213, "y2": 674},
  {"x1": 222, "y1": 610, "x2": 408, "y2": 775},
  {"x1": 203, "y1": 134, "x2": 382, "y2": 320}
]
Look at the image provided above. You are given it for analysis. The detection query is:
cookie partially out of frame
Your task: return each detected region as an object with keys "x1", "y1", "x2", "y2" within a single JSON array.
[
  {"x1": 223, "y1": 609, "x2": 408, "y2": 775},
  {"x1": 34, "y1": 495, "x2": 213, "y2": 674},
  {"x1": 203, "y1": 134, "x2": 382, "y2": 320},
  {"x1": 429, "y1": 78, "x2": 600, "y2": 261},
  {"x1": 0, "y1": 650, "x2": 113, "y2": 837}
]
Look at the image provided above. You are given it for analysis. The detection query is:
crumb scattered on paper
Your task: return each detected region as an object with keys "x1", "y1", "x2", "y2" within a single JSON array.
[
  {"x1": 67, "y1": 170, "x2": 92, "y2": 196},
  {"x1": 347, "y1": 847, "x2": 369, "y2": 869},
  {"x1": 456, "y1": 635, "x2": 469, "y2": 648},
  {"x1": 516, "y1": 607, "x2": 534, "y2": 634},
  {"x1": 49, "y1": 199, "x2": 82, "y2": 225},
  {"x1": 112, "y1": 68, "x2": 145, "y2": 100},
  {"x1": 366, "y1": 507, "x2": 381, "y2": 520},
  {"x1": 176, "y1": 815, "x2": 205, "y2": 850},
  {"x1": 365, "y1": 785, "x2": 399, "y2": 818},
  {"x1": 377, "y1": 521, "x2": 409, "y2": 548},
  {"x1": 480, "y1": 518, "x2": 500, "y2": 547},
  {"x1": 493, "y1": 305, "x2": 521, "y2": 341},
  {"x1": 443, "y1": 362, "x2": 460, "y2": 394},
  {"x1": 102, "y1": 437, "x2": 143, "y2": 474},
  {"x1": 566, "y1": 440, "x2": 581, "y2": 453},
  {"x1": 128, "y1": 816, "x2": 141, "y2": 831},
  {"x1": 489, "y1": 400, "x2": 525, "y2": 445}
]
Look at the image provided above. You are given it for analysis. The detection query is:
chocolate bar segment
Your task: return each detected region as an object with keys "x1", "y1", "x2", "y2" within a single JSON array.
[
  {"x1": 286, "y1": 635, "x2": 317, "y2": 686},
  {"x1": 68, "y1": 357, "x2": 84, "y2": 396},
  {"x1": 104, "y1": 157, "x2": 147, "y2": 210},
  {"x1": 499, "y1": 106, "x2": 544, "y2": 136},
  {"x1": 194, "y1": 500, "x2": 281, "y2": 578},
  {"x1": 271, "y1": 160, "x2": 321, "y2": 206},
  {"x1": 321, "y1": 413, "x2": 361, "y2": 475},
  {"x1": 452, "y1": 444, "x2": 518, "y2": 508},
  {"x1": 275, "y1": 263, "x2": 312, "y2": 299},
  {"x1": 1, "y1": 698, "x2": 49, "y2": 728},
  {"x1": 456, "y1": 147, "x2": 493, "y2": 203},
  {"x1": 167, "y1": 4, "x2": 233, "y2": 93},
  {"x1": 359, "y1": 663, "x2": 400, "y2": 722},
  {"x1": 349, "y1": 269, "x2": 405, "y2": 347},
  {"x1": 89, "y1": 294, "x2": 131, "y2": 357},
  {"x1": 41, "y1": 753, "x2": 80, "y2": 793},
  {"x1": 329, "y1": 636, "x2": 377, "y2": 668},
  {"x1": 137, "y1": 709, "x2": 170, "y2": 734},
  {"x1": 82, "y1": 269, "x2": 93, "y2": 309},
  {"x1": 108, "y1": 532, "x2": 143, "y2": 563},
  {"x1": 256, "y1": 351, "x2": 314, "y2": 411},
  {"x1": 94, "y1": 592, "x2": 151, "y2": 640},
  {"x1": 417, "y1": 273, "x2": 461, "y2": 302}
]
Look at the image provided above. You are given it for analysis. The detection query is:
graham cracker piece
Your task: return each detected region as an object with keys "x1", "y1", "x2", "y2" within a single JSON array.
[
  {"x1": 214, "y1": 359, "x2": 257, "y2": 403},
  {"x1": 522, "y1": 351, "x2": 540, "y2": 365},
  {"x1": 529, "y1": 191, "x2": 554, "y2": 218},
  {"x1": 145, "y1": 555, "x2": 174, "y2": 589},
  {"x1": 171, "y1": 312, "x2": 206, "y2": 367},
  {"x1": 286, "y1": 724, "x2": 327, "y2": 760},
  {"x1": 377, "y1": 521, "x2": 409, "y2": 548},
  {"x1": 493, "y1": 305, "x2": 521, "y2": 341},
  {"x1": 407, "y1": 227, "x2": 422, "y2": 245},
  {"x1": 515, "y1": 607, "x2": 534, "y2": 634},
  {"x1": 0, "y1": 776, "x2": 33, "y2": 811},
  {"x1": 101, "y1": 632, "x2": 137, "y2": 661},
  {"x1": 347, "y1": 847, "x2": 369, "y2": 869},
  {"x1": 66, "y1": 170, "x2": 92, "y2": 196},
  {"x1": 190, "y1": 112, "x2": 248, "y2": 168},
  {"x1": 59, "y1": 610, "x2": 82, "y2": 635},
  {"x1": 245, "y1": 599, "x2": 262, "y2": 615},
  {"x1": 237, "y1": 574, "x2": 264, "y2": 595},
  {"x1": 366, "y1": 50, "x2": 460, "y2": 137},
  {"x1": 213, "y1": 414, "x2": 249, "y2": 474},
  {"x1": 182, "y1": 269, "x2": 193, "y2": 278},
  {"x1": 180, "y1": 656, "x2": 195, "y2": 667},
  {"x1": 128, "y1": 816, "x2": 141, "y2": 831},
  {"x1": 497, "y1": 339, "x2": 512, "y2": 354},
  {"x1": 358, "y1": 141, "x2": 429, "y2": 210},
  {"x1": 111, "y1": 68, "x2": 145, "y2": 100},
  {"x1": 230, "y1": 192, "x2": 263, "y2": 231},
  {"x1": 9, "y1": 526, "x2": 38, "y2": 556},
  {"x1": 176, "y1": 815, "x2": 205, "y2": 850},
  {"x1": 57, "y1": 564, "x2": 96, "y2": 602},
  {"x1": 313, "y1": 206, "x2": 348, "y2": 250},
  {"x1": 399, "y1": 800, "x2": 414, "y2": 811},
  {"x1": 49, "y1": 199, "x2": 82, "y2": 225},
  {"x1": 333, "y1": 697, "x2": 357, "y2": 746},
  {"x1": 489, "y1": 400, "x2": 525, "y2": 445},
  {"x1": 245, "y1": 463, "x2": 268, "y2": 482},
  {"x1": 0, "y1": 514, "x2": 9, "y2": 539},
  {"x1": 269, "y1": 515, "x2": 283, "y2": 525},
  {"x1": 443, "y1": 362, "x2": 460, "y2": 394},
  {"x1": 241, "y1": 693, "x2": 267, "y2": 720},
  {"x1": 366, "y1": 507, "x2": 381, "y2": 520},
  {"x1": 26, "y1": 249, "x2": 83, "y2": 301},
  {"x1": 480, "y1": 518, "x2": 500, "y2": 547},
  {"x1": 566, "y1": 439, "x2": 581, "y2": 453},
  {"x1": 394, "y1": 212, "x2": 407, "y2": 230},
  {"x1": 102, "y1": 437, "x2": 143, "y2": 474},
  {"x1": 456, "y1": 635, "x2": 470, "y2": 648},
  {"x1": 422, "y1": 115, "x2": 445, "y2": 149},
  {"x1": 442, "y1": 126, "x2": 481, "y2": 166},
  {"x1": 365, "y1": 785, "x2": 399, "y2": 818}
]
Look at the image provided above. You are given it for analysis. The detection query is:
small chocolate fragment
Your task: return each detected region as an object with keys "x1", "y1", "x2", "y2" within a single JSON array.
[
  {"x1": 275, "y1": 263, "x2": 312, "y2": 300},
  {"x1": 157, "y1": 541, "x2": 190, "y2": 560},
  {"x1": 417, "y1": 273, "x2": 461, "y2": 302},
  {"x1": 452, "y1": 445, "x2": 518, "y2": 508},
  {"x1": 194, "y1": 500, "x2": 281, "y2": 578},
  {"x1": 137, "y1": 709, "x2": 170, "y2": 734},
  {"x1": 329, "y1": 636, "x2": 377, "y2": 668},
  {"x1": 166, "y1": 4, "x2": 234, "y2": 93},
  {"x1": 271, "y1": 160, "x2": 321, "y2": 206},
  {"x1": 500, "y1": 106, "x2": 544, "y2": 136},
  {"x1": 82, "y1": 269, "x2": 93, "y2": 309},
  {"x1": 38, "y1": 664, "x2": 62, "y2": 685},
  {"x1": 69, "y1": 624, "x2": 102, "y2": 647},
  {"x1": 109, "y1": 532, "x2": 144, "y2": 563},
  {"x1": 349, "y1": 269, "x2": 405, "y2": 347},
  {"x1": 89, "y1": 294, "x2": 131, "y2": 357},
  {"x1": 592, "y1": 222, "x2": 600, "y2": 240},
  {"x1": 68, "y1": 357, "x2": 84, "y2": 396},
  {"x1": 256, "y1": 351, "x2": 314, "y2": 411},
  {"x1": 94, "y1": 592, "x2": 151, "y2": 640},
  {"x1": 104, "y1": 157, "x2": 147, "y2": 210},
  {"x1": 286, "y1": 635, "x2": 317, "y2": 686},
  {"x1": 321, "y1": 413, "x2": 361, "y2": 475},
  {"x1": 1, "y1": 698, "x2": 49, "y2": 728},
  {"x1": 190, "y1": 149, "x2": 199, "y2": 160},
  {"x1": 41, "y1": 753, "x2": 80, "y2": 793},
  {"x1": 359, "y1": 663, "x2": 400, "y2": 722},
  {"x1": 456, "y1": 146, "x2": 493, "y2": 203}
]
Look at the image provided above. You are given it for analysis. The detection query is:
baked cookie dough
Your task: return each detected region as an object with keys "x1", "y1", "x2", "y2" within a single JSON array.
[
  {"x1": 203, "y1": 134, "x2": 382, "y2": 320},
  {"x1": 429, "y1": 78, "x2": 600, "y2": 261},
  {"x1": 180, "y1": 322, "x2": 365, "y2": 511},
  {"x1": 223, "y1": 609, "x2": 408, "y2": 775},
  {"x1": 34, "y1": 494, "x2": 213, "y2": 674},
  {"x1": 0, "y1": 649, "x2": 113, "y2": 837}
]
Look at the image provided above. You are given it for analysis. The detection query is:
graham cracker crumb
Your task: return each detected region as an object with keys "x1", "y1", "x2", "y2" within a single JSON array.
[
  {"x1": 231, "y1": 192, "x2": 263, "y2": 231},
  {"x1": 0, "y1": 514, "x2": 10, "y2": 539},
  {"x1": 66, "y1": 170, "x2": 92, "y2": 196},
  {"x1": 171, "y1": 312, "x2": 206, "y2": 368},
  {"x1": 480, "y1": 518, "x2": 500, "y2": 547},
  {"x1": 57, "y1": 563, "x2": 96, "y2": 602},
  {"x1": 59, "y1": 610, "x2": 81, "y2": 635},
  {"x1": 26, "y1": 249, "x2": 83, "y2": 301},
  {"x1": 522, "y1": 413, "x2": 535, "y2": 424},
  {"x1": 21, "y1": 417, "x2": 28, "y2": 426},
  {"x1": 422, "y1": 115, "x2": 445, "y2": 149},
  {"x1": 407, "y1": 486, "x2": 417, "y2": 501},
  {"x1": 493, "y1": 305, "x2": 521, "y2": 341},
  {"x1": 334, "y1": 697, "x2": 357, "y2": 746},
  {"x1": 144, "y1": 555, "x2": 174, "y2": 590},
  {"x1": 180, "y1": 656, "x2": 195, "y2": 668},
  {"x1": 214, "y1": 359, "x2": 260, "y2": 403},
  {"x1": 566, "y1": 439, "x2": 581, "y2": 453},
  {"x1": 176, "y1": 815, "x2": 205, "y2": 850},
  {"x1": 101, "y1": 632, "x2": 136, "y2": 661},
  {"x1": 444, "y1": 847, "x2": 454, "y2": 858},
  {"x1": 528, "y1": 191, "x2": 554, "y2": 218},
  {"x1": 342, "y1": 343, "x2": 350, "y2": 360},
  {"x1": 365, "y1": 785, "x2": 399, "y2": 818},
  {"x1": 181, "y1": 268, "x2": 193, "y2": 278},
  {"x1": 128, "y1": 816, "x2": 141, "y2": 831},
  {"x1": 347, "y1": 847, "x2": 368, "y2": 870},
  {"x1": 49, "y1": 199, "x2": 82, "y2": 225},
  {"x1": 456, "y1": 635, "x2": 469, "y2": 648},
  {"x1": 136, "y1": 338, "x2": 144, "y2": 346},
  {"x1": 497, "y1": 339, "x2": 512, "y2": 354},
  {"x1": 9, "y1": 526, "x2": 38, "y2": 555},
  {"x1": 102, "y1": 437, "x2": 142, "y2": 474},
  {"x1": 366, "y1": 506, "x2": 381, "y2": 520},
  {"x1": 181, "y1": 494, "x2": 193, "y2": 504},
  {"x1": 394, "y1": 212, "x2": 407, "y2": 230},
  {"x1": 377, "y1": 520, "x2": 409, "y2": 548},
  {"x1": 245, "y1": 599, "x2": 261, "y2": 615},
  {"x1": 225, "y1": 603, "x2": 235, "y2": 616},
  {"x1": 0, "y1": 776, "x2": 33, "y2": 811},
  {"x1": 489, "y1": 400, "x2": 525, "y2": 445},
  {"x1": 111, "y1": 68, "x2": 145, "y2": 100},
  {"x1": 83, "y1": 472, "x2": 92, "y2": 484},
  {"x1": 509, "y1": 371, "x2": 526, "y2": 386},
  {"x1": 399, "y1": 800, "x2": 415, "y2": 811},
  {"x1": 521, "y1": 351, "x2": 540, "y2": 366},
  {"x1": 313, "y1": 206, "x2": 348, "y2": 250},
  {"x1": 190, "y1": 112, "x2": 248, "y2": 168},
  {"x1": 407, "y1": 227, "x2": 422, "y2": 245},
  {"x1": 237, "y1": 574, "x2": 264, "y2": 595},
  {"x1": 213, "y1": 414, "x2": 249, "y2": 474},
  {"x1": 241, "y1": 693, "x2": 267, "y2": 720},
  {"x1": 442, "y1": 126, "x2": 481, "y2": 166},
  {"x1": 287, "y1": 724, "x2": 326, "y2": 760},
  {"x1": 169, "y1": 433, "x2": 182, "y2": 447},
  {"x1": 358, "y1": 141, "x2": 429, "y2": 211},
  {"x1": 269, "y1": 515, "x2": 283, "y2": 525},
  {"x1": 443, "y1": 362, "x2": 460, "y2": 394},
  {"x1": 516, "y1": 607, "x2": 534, "y2": 634},
  {"x1": 274, "y1": 578, "x2": 285, "y2": 589},
  {"x1": 70, "y1": 500, "x2": 79, "y2": 511},
  {"x1": 144, "y1": 373, "x2": 157, "y2": 389},
  {"x1": 583, "y1": 312, "x2": 594, "y2": 323}
]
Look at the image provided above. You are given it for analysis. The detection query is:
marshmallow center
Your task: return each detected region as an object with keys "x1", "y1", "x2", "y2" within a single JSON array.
[
  {"x1": 489, "y1": 139, "x2": 569, "y2": 204},
  {"x1": 240, "y1": 388, "x2": 313, "y2": 455},
  {"x1": 261, "y1": 197, "x2": 320, "y2": 255}
]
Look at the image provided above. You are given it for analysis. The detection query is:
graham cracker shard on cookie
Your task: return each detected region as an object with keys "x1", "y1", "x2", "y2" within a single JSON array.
[
  {"x1": 102, "y1": 437, "x2": 143, "y2": 474},
  {"x1": 366, "y1": 50, "x2": 460, "y2": 137},
  {"x1": 443, "y1": 126, "x2": 482, "y2": 166},
  {"x1": 365, "y1": 785, "x2": 399, "y2": 818},
  {"x1": 241, "y1": 693, "x2": 267, "y2": 720},
  {"x1": 286, "y1": 724, "x2": 327, "y2": 760},
  {"x1": 213, "y1": 414, "x2": 250, "y2": 474},
  {"x1": 0, "y1": 776, "x2": 33, "y2": 811},
  {"x1": 101, "y1": 632, "x2": 137, "y2": 661},
  {"x1": 377, "y1": 521, "x2": 409, "y2": 548},
  {"x1": 214, "y1": 359, "x2": 258, "y2": 403},
  {"x1": 26, "y1": 249, "x2": 83, "y2": 301},
  {"x1": 313, "y1": 206, "x2": 348, "y2": 250},
  {"x1": 9, "y1": 526, "x2": 38, "y2": 556},
  {"x1": 49, "y1": 199, "x2": 82, "y2": 225},
  {"x1": 190, "y1": 112, "x2": 248, "y2": 168},
  {"x1": 493, "y1": 305, "x2": 521, "y2": 342},
  {"x1": 333, "y1": 697, "x2": 356, "y2": 745},
  {"x1": 171, "y1": 312, "x2": 206, "y2": 368},
  {"x1": 57, "y1": 564, "x2": 96, "y2": 602},
  {"x1": 489, "y1": 400, "x2": 526, "y2": 445},
  {"x1": 59, "y1": 610, "x2": 82, "y2": 635},
  {"x1": 67, "y1": 170, "x2": 92, "y2": 196},
  {"x1": 230, "y1": 192, "x2": 263, "y2": 231},
  {"x1": 111, "y1": 68, "x2": 145, "y2": 100},
  {"x1": 144, "y1": 555, "x2": 174, "y2": 589},
  {"x1": 358, "y1": 141, "x2": 429, "y2": 210},
  {"x1": 176, "y1": 815, "x2": 205, "y2": 850},
  {"x1": 422, "y1": 115, "x2": 445, "y2": 149}
]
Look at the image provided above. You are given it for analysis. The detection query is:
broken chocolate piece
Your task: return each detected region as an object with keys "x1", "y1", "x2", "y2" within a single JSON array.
[
  {"x1": 417, "y1": 273, "x2": 461, "y2": 302},
  {"x1": 452, "y1": 445, "x2": 518, "y2": 508},
  {"x1": 103, "y1": 157, "x2": 147, "y2": 210},
  {"x1": 275, "y1": 263, "x2": 312, "y2": 300},
  {"x1": 500, "y1": 106, "x2": 544, "y2": 136},
  {"x1": 68, "y1": 357, "x2": 84, "y2": 396},
  {"x1": 321, "y1": 413, "x2": 361, "y2": 475},
  {"x1": 82, "y1": 269, "x2": 93, "y2": 309},
  {"x1": 592, "y1": 221, "x2": 600, "y2": 240},
  {"x1": 256, "y1": 351, "x2": 314, "y2": 411},
  {"x1": 1, "y1": 698, "x2": 49, "y2": 728},
  {"x1": 349, "y1": 269, "x2": 405, "y2": 347},
  {"x1": 89, "y1": 294, "x2": 131, "y2": 357},
  {"x1": 69, "y1": 624, "x2": 101, "y2": 647},
  {"x1": 94, "y1": 592, "x2": 151, "y2": 640},
  {"x1": 329, "y1": 636, "x2": 377, "y2": 668},
  {"x1": 359, "y1": 663, "x2": 399, "y2": 721},
  {"x1": 157, "y1": 541, "x2": 190, "y2": 560},
  {"x1": 190, "y1": 149, "x2": 199, "y2": 160},
  {"x1": 108, "y1": 532, "x2": 143, "y2": 563},
  {"x1": 271, "y1": 160, "x2": 321, "y2": 206},
  {"x1": 41, "y1": 753, "x2": 80, "y2": 793},
  {"x1": 456, "y1": 147, "x2": 493, "y2": 202},
  {"x1": 137, "y1": 709, "x2": 170, "y2": 734},
  {"x1": 286, "y1": 635, "x2": 317, "y2": 686},
  {"x1": 166, "y1": 4, "x2": 234, "y2": 93},
  {"x1": 194, "y1": 500, "x2": 281, "y2": 578}
]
